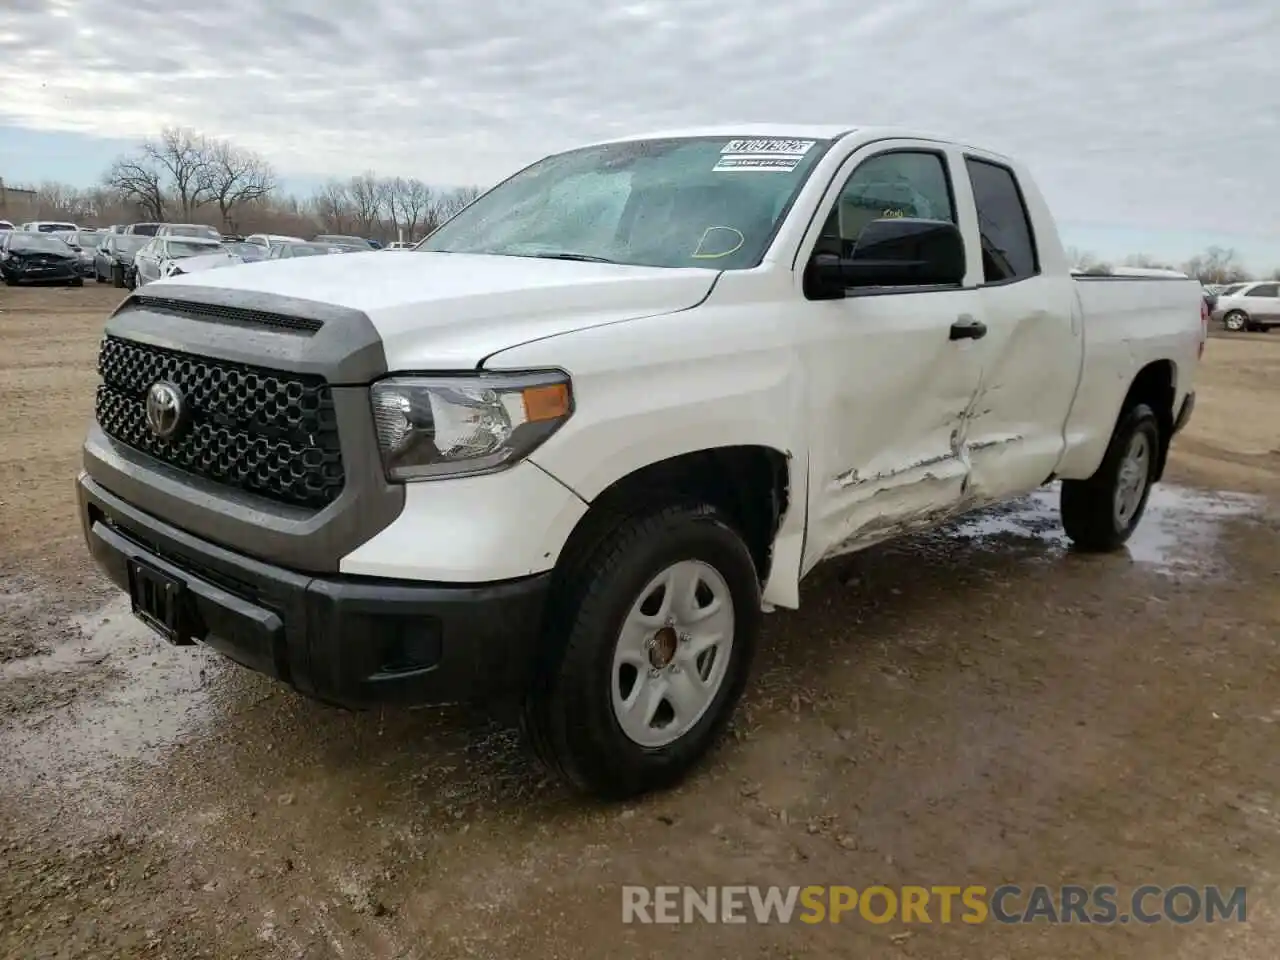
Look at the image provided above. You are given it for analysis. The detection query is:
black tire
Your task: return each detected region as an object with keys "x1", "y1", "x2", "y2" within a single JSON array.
[
  {"x1": 95, "y1": 267, "x2": 106, "y2": 283},
  {"x1": 1223, "y1": 310, "x2": 1248, "y2": 332},
  {"x1": 1060, "y1": 402, "x2": 1160, "y2": 552},
  {"x1": 521, "y1": 502, "x2": 761, "y2": 799},
  {"x1": 69, "y1": 276, "x2": 84, "y2": 287},
  {"x1": 2, "y1": 275, "x2": 16, "y2": 286},
  {"x1": 111, "y1": 266, "x2": 125, "y2": 288}
]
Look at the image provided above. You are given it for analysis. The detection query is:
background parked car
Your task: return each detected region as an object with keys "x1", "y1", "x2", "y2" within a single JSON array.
[
  {"x1": 1213, "y1": 281, "x2": 1280, "y2": 331},
  {"x1": 243, "y1": 233, "x2": 304, "y2": 251},
  {"x1": 265, "y1": 241, "x2": 344, "y2": 259},
  {"x1": 221, "y1": 240, "x2": 267, "y2": 262},
  {"x1": 94, "y1": 234, "x2": 149, "y2": 287},
  {"x1": 157, "y1": 223, "x2": 221, "y2": 241},
  {"x1": 123, "y1": 222, "x2": 164, "y2": 237},
  {"x1": 314, "y1": 234, "x2": 374, "y2": 250},
  {"x1": 0, "y1": 231, "x2": 82, "y2": 286},
  {"x1": 132, "y1": 236, "x2": 225, "y2": 286},
  {"x1": 0, "y1": 219, "x2": 13, "y2": 231},
  {"x1": 56, "y1": 229, "x2": 107, "y2": 277},
  {"x1": 20, "y1": 220, "x2": 78, "y2": 233}
]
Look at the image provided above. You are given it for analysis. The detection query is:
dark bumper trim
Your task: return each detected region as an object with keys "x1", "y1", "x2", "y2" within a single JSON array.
[
  {"x1": 1173, "y1": 391, "x2": 1195, "y2": 435},
  {"x1": 79, "y1": 473, "x2": 551, "y2": 709}
]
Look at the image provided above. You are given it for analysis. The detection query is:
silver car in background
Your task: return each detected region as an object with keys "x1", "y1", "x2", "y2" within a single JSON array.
[
  {"x1": 132, "y1": 236, "x2": 226, "y2": 286},
  {"x1": 1212, "y1": 281, "x2": 1280, "y2": 332}
]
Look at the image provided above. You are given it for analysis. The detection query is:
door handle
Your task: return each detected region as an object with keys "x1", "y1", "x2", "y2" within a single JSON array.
[{"x1": 950, "y1": 315, "x2": 987, "y2": 341}]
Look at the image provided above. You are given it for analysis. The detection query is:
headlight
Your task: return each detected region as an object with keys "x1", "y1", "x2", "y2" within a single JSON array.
[{"x1": 370, "y1": 372, "x2": 573, "y2": 481}]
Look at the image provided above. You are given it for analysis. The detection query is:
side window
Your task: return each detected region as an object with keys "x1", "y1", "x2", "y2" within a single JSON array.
[
  {"x1": 1247, "y1": 283, "x2": 1279, "y2": 298},
  {"x1": 965, "y1": 158, "x2": 1038, "y2": 283},
  {"x1": 817, "y1": 151, "x2": 955, "y2": 257}
]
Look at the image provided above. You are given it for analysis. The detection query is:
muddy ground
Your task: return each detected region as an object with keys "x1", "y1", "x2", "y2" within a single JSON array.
[{"x1": 1, "y1": 284, "x2": 1278, "y2": 959}]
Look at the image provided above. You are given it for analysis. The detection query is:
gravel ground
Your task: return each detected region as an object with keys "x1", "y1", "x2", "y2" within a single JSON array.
[{"x1": 1, "y1": 284, "x2": 1278, "y2": 959}]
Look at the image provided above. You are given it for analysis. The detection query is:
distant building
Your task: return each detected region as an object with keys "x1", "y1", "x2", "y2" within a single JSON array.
[{"x1": 0, "y1": 178, "x2": 37, "y2": 204}]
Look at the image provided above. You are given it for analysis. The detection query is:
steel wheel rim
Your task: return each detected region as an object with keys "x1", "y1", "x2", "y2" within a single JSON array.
[
  {"x1": 610, "y1": 559, "x2": 735, "y2": 748},
  {"x1": 1114, "y1": 432, "x2": 1150, "y2": 528}
]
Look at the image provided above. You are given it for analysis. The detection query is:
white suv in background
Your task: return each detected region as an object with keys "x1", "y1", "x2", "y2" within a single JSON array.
[{"x1": 1213, "y1": 281, "x2": 1280, "y2": 331}]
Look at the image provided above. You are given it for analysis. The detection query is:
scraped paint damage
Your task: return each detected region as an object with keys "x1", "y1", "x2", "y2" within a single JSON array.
[{"x1": 818, "y1": 371, "x2": 1027, "y2": 562}]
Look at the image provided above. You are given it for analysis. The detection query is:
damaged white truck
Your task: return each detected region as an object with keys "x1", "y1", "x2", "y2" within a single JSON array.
[{"x1": 78, "y1": 126, "x2": 1206, "y2": 798}]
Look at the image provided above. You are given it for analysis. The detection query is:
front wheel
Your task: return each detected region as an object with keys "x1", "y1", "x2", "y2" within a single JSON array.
[
  {"x1": 522, "y1": 502, "x2": 761, "y2": 799},
  {"x1": 1060, "y1": 402, "x2": 1160, "y2": 552},
  {"x1": 1223, "y1": 311, "x2": 1248, "y2": 332}
]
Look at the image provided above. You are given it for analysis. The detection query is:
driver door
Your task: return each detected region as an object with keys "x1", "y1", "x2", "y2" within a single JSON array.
[{"x1": 796, "y1": 143, "x2": 987, "y2": 571}]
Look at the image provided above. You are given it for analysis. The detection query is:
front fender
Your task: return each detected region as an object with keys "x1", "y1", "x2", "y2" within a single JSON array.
[{"x1": 485, "y1": 305, "x2": 808, "y2": 608}]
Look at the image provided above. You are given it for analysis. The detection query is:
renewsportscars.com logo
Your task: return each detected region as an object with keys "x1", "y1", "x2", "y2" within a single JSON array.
[{"x1": 621, "y1": 884, "x2": 1248, "y2": 925}]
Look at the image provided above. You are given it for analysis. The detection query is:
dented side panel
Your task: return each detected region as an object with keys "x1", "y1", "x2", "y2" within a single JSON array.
[
  {"x1": 796, "y1": 288, "x2": 985, "y2": 573},
  {"x1": 962, "y1": 273, "x2": 1082, "y2": 500}
]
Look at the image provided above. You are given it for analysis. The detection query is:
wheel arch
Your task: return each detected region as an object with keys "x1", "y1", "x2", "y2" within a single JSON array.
[
  {"x1": 553, "y1": 444, "x2": 795, "y2": 604},
  {"x1": 1117, "y1": 359, "x2": 1177, "y2": 482}
]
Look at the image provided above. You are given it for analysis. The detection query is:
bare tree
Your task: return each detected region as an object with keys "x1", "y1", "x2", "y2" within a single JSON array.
[
  {"x1": 143, "y1": 126, "x2": 211, "y2": 218},
  {"x1": 1066, "y1": 246, "x2": 1099, "y2": 271},
  {"x1": 381, "y1": 176, "x2": 406, "y2": 236},
  {"x1": 347, "y1": 172, "x2": 384, "y2": 234},
  {"x1": 1183, "y1": 246, "x2": 1249, "y2": 285},
  {"x1": 435, "y1": 185, "x2": 481, "y2": 224},
  {"x1": 1122, "y1": 253, "x2": 1176, "y2": 270},
  {"x1": 200, "y1": 139, "x2": 275, "y2": 231},
  {"x1": 311, "y1": 180, "x2": 354, "y2": 233},
  {"x1": 399, "y1": 178, "x2": 433, "y2": 240},
  {"x1": 104, "y1": 154, "x2": 167, "y2": 220}
]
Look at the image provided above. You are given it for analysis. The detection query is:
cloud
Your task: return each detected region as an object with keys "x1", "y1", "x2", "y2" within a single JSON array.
[{"x1": 1, "y1": 0, "x2": 1277, "y2": 236}]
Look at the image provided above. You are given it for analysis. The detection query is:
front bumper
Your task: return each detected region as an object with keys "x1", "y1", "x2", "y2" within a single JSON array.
[
  {"x1": 2, "y1": 260, "x2": 78, "y2": 283},
  {"x1": 78, "y1": 473, "x2": 551, "y2": 709}
]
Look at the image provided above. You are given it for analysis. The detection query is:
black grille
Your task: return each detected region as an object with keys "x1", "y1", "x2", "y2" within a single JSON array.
[
  {"x1": 126, "y1": 295, "x2": 324, "y2": 334},
  {"x1": 94, "y1": 336, "x2": 344, "y2": 509}
]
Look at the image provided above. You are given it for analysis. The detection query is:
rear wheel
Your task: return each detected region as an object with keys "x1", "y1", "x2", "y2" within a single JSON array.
[
  {"x1": 1223, "y1": 310, "x2": 1248, "y2": 332},
  {"x1": 1060, "y1": 403, "x2": 1160, "y2": 552},
  {"x1": 69, "y1": 276, "x2": 84, "y2": 287},
  {"x1": 522, "y1": 502, "x2": 760, "y2": 799}
]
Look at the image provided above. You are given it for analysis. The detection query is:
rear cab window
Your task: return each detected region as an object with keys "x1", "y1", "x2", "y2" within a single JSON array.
[{"x1": 964, "y1": 158, "x2": 1039, "y2": 283}]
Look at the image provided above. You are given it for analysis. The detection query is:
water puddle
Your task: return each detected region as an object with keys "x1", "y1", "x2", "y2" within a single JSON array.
[
  {"x1": 949, "y1": 482, "x2": 1264, "y2": 576},
  {"x1": 0, "y1": 596, "x2": 228, "y2": 808}
]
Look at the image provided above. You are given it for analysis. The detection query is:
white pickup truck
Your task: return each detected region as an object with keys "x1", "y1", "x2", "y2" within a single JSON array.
[{"x1": 78, "y1": 125, "x2": 1206, "y2": 798}]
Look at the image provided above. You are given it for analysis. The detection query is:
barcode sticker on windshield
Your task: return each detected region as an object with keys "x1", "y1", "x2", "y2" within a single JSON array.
[
  {"x1": 714, "y1": 138, "x2": 815, "y2": 172},
  {"x1": 713, "y1": 155, "x2": 802, "y2": 172},
  {"x1": 721, "y1": 139, "x2": 815, "y2": 156}
]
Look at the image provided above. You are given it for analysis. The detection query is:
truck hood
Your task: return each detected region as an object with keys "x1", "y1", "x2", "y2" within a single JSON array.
[{"x1": 152, "y1": 251, "x2": 719, "y2": 368}]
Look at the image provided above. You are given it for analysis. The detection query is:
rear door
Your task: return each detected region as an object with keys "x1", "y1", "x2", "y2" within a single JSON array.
[
  {"x1": 796, "y1": 141, "x2": 987, "y2": 570},
  {"x1": 1242, "y1": 282, "x2": 1280, "y2": 323},
  {"x1": 957, "y1": 155, "x2": 1081, "y2": 501}
]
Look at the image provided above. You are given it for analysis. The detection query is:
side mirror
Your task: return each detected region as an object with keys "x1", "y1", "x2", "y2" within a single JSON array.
[{"x1": 804, "y1": 218, "x2": 966, "y2": 300}]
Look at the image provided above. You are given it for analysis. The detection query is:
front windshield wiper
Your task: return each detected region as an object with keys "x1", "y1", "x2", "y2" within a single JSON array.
[{"x1": 527, "y1": 252, "x2": 617, "y2": 264}]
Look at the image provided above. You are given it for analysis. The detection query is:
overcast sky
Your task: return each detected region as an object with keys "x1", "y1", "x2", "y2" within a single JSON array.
[{"x1": 1, "y1": 0, "x2": 1278, "y2": 266}]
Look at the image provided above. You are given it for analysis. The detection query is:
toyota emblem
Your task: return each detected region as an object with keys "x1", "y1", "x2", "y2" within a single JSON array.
[{"x1": 145, "y1": 381, "x2": 186, "y2": 440}]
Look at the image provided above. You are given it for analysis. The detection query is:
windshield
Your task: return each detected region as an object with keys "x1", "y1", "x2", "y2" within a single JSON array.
[
  {"x1": 419, "y1": 136, "x2": 831, "y2": 269},
  {"x1": 167, "y1": 225, "x2": 219, "y2": 239},
  {"x1": 9, "y1": 234, "x2": 72, "y2": 253},
  {"x1": 114, "y1": 236, "x2": 147, "y2": 253},
  {"x1": 284, "y1": 243, "x2": 335, "y2": 256},
  {"x1": 165, "y1": 240, "x2": 222, "y2": 258},
  {"x1": 224, "y1": 242, "x2": 265, "y2": 260},
  {"x1": 36, "y1": 223, "x2": 76, "y2": 233},
  {"x1": 1220, "y1": 283, "x2": 1248, "y2": 296},
  {"x1": 73, "y1": 232, "x2": 105, "y2": 247}
]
